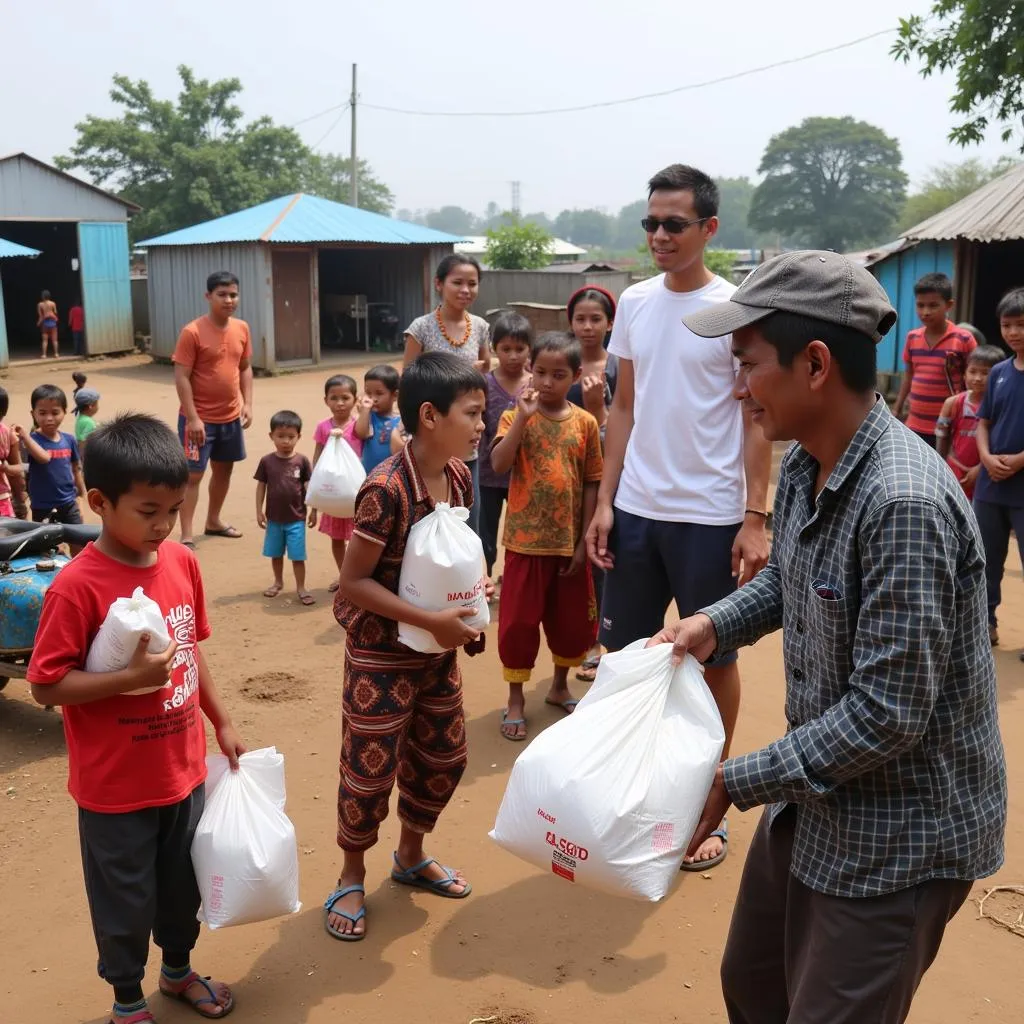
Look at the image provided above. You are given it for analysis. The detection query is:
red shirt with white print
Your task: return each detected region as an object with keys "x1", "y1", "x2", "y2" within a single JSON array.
[{"x1": 27, "y1": 542, "x2": 211, "y2": 813}]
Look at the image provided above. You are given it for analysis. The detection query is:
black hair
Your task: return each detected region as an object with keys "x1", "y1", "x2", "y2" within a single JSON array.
[
  {"x1": 969, "y1": 345, "x2": 1006, "y2": 369},
  {"x1": 996, "y1": 287, "x2": 1024, "y2": 319},
  {"x1": 531, "y1": 331, "x2": 582, "y2": 374},
  {"x1": 84, "y1": 413, "x2": 189, "y2": 503},
  {"x1": 41, "y1": 290, "x2": 51, "y2": 300},
  {"x1": 31, "y1": 384, "x2": 67, "y2": 410},
  {"x1": 270, "y1": 410, "x2": 302, "y2": 433},
  {"x1": 568, "y1": 288, "x2": 615, "y2": 322},
  {"x1": 0, "y1": 387, "x2": 8, "y2": 421},
  {"x1": 365, "y1": 364, "x2": 401, "y2": 393},
  {"x1": 647, "y1": 164, "x2": 720, "y2": 219},
  {"x1": 757, "y1": 311, "x2": 877, "y2": 393},
  {"x1": 491, "y1": 311, "x2": 532, "y2": 348},
  {"x1": 324, "y1": 373, "x2": 357, "y2": 397},
  {"x1": 398, "y1": 352, "x2": 486, "y2": 435},
  {"x1": 913, "y1": 272, "x2": 953, "y2": 301},
  {"x1": 434, "y1": 254, "x2": 482, "y2": 284},
  {"x1": 206, "y1": 271, "x2": 239, "y2": 293},
  {"x1": 72, "y1": 370, "x2": 88, "y2": 395}
]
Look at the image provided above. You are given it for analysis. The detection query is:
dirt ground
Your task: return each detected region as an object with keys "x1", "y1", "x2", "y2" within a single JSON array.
[{"x1": 1, "y1": 352, "x2": 1021, "y2": 1024}]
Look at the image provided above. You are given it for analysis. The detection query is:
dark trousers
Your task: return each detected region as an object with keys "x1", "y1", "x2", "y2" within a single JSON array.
[
  {"x1": 78, "y1": 787, "x2": 204, "y2": 989},
  {"x1": 720, "y1": 807, "x2": 971, "y2": 1024},
  {"x1": 973, "y1": 498, "x2": 1024, "y2": 626},
  {"x1": 478, "y1": 485, "x2": 507, "y2": 577}
]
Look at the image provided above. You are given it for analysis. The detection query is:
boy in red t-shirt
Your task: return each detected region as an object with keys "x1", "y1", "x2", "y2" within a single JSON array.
[
  {"x1": 935, "y1": 346, "x2": 1005, "y2": 499},
  {"x1": 27, "y1": 413, "x2": 244, "y2": 1024}
]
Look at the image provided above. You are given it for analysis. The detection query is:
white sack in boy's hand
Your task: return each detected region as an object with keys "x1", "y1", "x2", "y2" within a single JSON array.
[
  {"x1": 489, "y1": 641, "x2": 725, "y2": 902},
  {"x1": 191, "y1": 746, "x2": 301, "y2": 930},
  {"x1": 398, "y1": 502, "x2": 490, "y2": 654},
  {"x1": 84, "y1": 586, "x2": 172, "y2": 694},
  {"x1": 308, "y1": 431, "x2": 365, "y2": 517}
]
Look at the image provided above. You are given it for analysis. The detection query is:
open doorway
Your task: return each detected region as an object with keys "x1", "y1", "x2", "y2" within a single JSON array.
[
  {"x1": 972, "y1": 240, "x2": 1024, "y2": 353},
  {"x1": 0, "y1": 220, "x2": 81, "y2": 358}
]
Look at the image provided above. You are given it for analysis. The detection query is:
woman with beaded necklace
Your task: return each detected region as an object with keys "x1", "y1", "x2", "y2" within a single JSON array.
[{"x1": 403, "y1": 254, "x2": 491, "y2": 533}]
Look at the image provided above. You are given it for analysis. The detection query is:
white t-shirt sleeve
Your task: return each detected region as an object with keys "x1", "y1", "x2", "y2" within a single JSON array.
[{"x1": 607, "y1": 298, "x2": 632, "y2": 361}]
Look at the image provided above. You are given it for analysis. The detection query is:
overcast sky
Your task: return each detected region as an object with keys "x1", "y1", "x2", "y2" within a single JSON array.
[{"x1": 3, "y1": 0, "x2": 1015, "y2": 217}]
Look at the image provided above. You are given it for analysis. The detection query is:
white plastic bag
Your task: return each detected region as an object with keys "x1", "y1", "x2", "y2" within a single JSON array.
[
  {"x1": 308, "y1": 432, "x2": 366, "y2": 517},
  {"x1": 489, "y1": 641, "x2": 725, "y2": 902},
  {"x1": 85, "y1": 586, "x2": 171, "y2": 695},
  {"x1": 191, "y1": 746, "x2": 301, "y2": 930},
  {"x1": 397, "y1": 502, "x2": 489, "y2": 653}
]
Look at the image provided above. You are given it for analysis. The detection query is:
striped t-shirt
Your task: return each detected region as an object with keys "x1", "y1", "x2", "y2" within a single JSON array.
[{"x1": 902, "y1": 322, "x2": 977, "y2": 434}]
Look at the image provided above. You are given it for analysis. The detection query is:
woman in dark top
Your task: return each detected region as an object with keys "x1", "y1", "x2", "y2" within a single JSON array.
[{"x1": 566, "y1": 285, "x2": 617, "y2": 681}]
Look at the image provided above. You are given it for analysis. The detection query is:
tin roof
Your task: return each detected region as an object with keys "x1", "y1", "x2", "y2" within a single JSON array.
[
  {"x1": 903, "y1": 161, "x2": 1024, "y2": 242},
  {"x1": 138, "y1": 194, "x2": 463, "y2": 247},
  {"x1": 0, "y1": 153, "x2": 143, "y2": 213},
  {"x1": 0, "y1": 236, "x2": 41, "y2": 259}
]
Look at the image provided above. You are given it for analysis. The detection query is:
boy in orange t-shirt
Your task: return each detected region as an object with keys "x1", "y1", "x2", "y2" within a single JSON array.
[
  {"x1": 172, "y1": 271, "x2": 254, "y2": 547},
  {"x1": 490, "y1": 332, "x2": 604, "y2": 741}
]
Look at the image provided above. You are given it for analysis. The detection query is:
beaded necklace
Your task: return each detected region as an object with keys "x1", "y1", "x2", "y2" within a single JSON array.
[{"x1": 435, "y1": 305, "x2": 472, "y2": 348}]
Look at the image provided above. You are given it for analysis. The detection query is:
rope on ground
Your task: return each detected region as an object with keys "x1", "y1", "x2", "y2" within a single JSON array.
[{"x1": 976, "y1": 884, "x2": 1024, "y2": 936}]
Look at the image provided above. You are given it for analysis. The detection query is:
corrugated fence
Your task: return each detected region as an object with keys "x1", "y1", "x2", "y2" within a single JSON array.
[{"x1": 472, "y1": 270, "x2": 632, "y2": 317}]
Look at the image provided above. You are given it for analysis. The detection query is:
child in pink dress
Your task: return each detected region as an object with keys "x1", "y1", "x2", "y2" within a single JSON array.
[{"x1": 311, "y1": 375, "x2": 363, "y2": 592}]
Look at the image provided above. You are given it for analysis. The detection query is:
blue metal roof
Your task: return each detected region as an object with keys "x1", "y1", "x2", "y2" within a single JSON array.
[
  {"x1": 0, "y1": 236, "x2": 41, "y2": 259},
  {"x1": 139, "y1": 194, "x2": 464, "y2": 247}
]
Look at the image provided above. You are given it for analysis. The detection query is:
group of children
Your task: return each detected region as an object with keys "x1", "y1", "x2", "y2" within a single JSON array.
[
  {"x1": 895, "y1": 272, "x2": 1024, "y2": 653},
  {"x1": 0, "y1": 372, "x2": 101, "y2": 524}
]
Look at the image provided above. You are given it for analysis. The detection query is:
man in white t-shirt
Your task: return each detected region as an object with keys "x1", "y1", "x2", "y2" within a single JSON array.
[{"x1": 586, "y1": 164, "x2": 772, "y2": 871}]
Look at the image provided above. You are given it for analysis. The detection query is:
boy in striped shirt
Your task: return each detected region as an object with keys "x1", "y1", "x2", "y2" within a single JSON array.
[{"x1": 892, "y1": 272, "x2": 977, "y2": 446}]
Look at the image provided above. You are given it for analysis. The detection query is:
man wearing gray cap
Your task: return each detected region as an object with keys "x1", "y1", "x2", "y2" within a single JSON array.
[{"x1": 650, "y1": 251, "x2": 1007, "y2": 1023}]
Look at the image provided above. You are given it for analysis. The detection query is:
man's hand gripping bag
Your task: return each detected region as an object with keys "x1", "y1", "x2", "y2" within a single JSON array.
[{"x1": 489, "y1": 641, "x2": 725, "y2": 901}]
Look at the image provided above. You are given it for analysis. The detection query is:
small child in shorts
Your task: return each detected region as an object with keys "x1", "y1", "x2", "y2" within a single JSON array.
[
  {"x1": 355, "y1": 364, "x2": 401, "y2": 472},
  {"x1": 312, "y1": 374, "x2": 363, "y2": 593},
  {"x1": 13, "y1": 383, "x2": 86, "y2": 525},
  {"x1": 26, "y1": 412, "x2": 245, "y2": 1024},
  {"x1": 325, "y1": 352, "x2": 486, "y2": 942},
  {"x1": 935, "y1": 346, "x2": 1004, "y2": 499},
  {"x1": 255, "y1": 410, "x2": 314, "y2": 605}
]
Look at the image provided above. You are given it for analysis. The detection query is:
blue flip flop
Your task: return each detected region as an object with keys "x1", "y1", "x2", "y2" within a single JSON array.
[
  {"x1": 323, "y1": 884, "x2": 366, "y2": 941},
  {"x1": 390, "y1": 853, "x2": 472, "y2": 898},
  {"x1": 501, "y1": 710, "x2": 527, "y2": 741},
  {"x1": 680, "y1": 818, "x2": 728, "y2": 872}
]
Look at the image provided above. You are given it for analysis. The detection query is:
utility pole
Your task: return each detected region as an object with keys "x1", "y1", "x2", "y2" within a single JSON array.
[{"x1": 350, "y1": 64, "x2": 358, "y2": 208}]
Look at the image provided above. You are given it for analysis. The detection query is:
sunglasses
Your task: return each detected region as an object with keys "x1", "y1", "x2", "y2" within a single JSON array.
[{"x1": 641, "y1": 216, "x2": 709, "y2": 234}]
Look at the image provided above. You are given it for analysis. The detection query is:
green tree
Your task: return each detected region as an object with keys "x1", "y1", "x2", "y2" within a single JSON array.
[
  {"x1": 614, "y1": 200, "x2": 647, "y2": 250},
  {"x1": 749, "y1": 116, "x2": 908, "y2": 251},
  {"x1": 57, "y1": 66, "x2": 392, "y2": 240},
  {"x1": 714, "y1": 177, "x2": 757, "y2": 249},
  {"x1": 900, "y1": 156, "x2": 1017, "y2": 230},
  {"x1": 893, "y1": 1, "x2": 1024, "y2": 148},
  {"x1": 424, "y1": 206, "x2": 477, "y2": 234},
  {"x1": 484, "y1": 217, "x2": 553, "y2": 269},
  {"x1": 704, "y1": 249, "x2": 738, "y2": 279},
  {"x1": 299, "y1": 153, "x2": 393, "y2": 214},
  {"x1": 553, "y1": 208, "x2": 614, "y2": 248}
]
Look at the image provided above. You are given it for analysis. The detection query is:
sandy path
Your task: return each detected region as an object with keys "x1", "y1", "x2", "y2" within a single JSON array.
[{"x1": 1, "y1": 353, "x2": 1020, "y2": 1024}]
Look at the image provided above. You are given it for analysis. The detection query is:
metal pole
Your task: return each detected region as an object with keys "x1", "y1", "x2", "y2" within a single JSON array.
[{"x1": 350, "y1": 64, "x2": 358, "y2": 208}]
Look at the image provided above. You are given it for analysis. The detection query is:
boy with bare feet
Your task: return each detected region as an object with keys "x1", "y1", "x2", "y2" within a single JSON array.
[
  {"x1": 490, "y1": 332, "x2": 603, "y2": 741},
  {"x1": 325, "y1": 352, "x2": 486, "y2": 940}
]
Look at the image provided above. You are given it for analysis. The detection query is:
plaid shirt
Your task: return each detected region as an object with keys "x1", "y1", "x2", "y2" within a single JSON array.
[{"x1": 706, "y1": 398, "x2": 1007, "y2": 897}]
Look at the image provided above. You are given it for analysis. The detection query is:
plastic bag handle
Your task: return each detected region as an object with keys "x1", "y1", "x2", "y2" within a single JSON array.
[{"x1": 434, "y1": 501, "x2": 469, "y2": 523}]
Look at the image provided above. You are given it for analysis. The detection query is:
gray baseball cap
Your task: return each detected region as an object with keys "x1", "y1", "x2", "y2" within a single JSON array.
[{"x1": 684, "y1": 249, "x2": 898, "y2": 343}]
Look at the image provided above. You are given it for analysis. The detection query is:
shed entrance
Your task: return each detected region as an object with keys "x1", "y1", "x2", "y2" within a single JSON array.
[{"x1": 272, "y1": 250, "x2": 313, "y2": 362}]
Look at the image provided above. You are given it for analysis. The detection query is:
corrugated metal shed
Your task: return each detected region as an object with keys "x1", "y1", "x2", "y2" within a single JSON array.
[
  {"x1": 139, "y1": 194, "x2": 463, "y2": 247},
  {"x1": 0, "y1": 236, "x2": 41, "y2": 259},
  {"x1": 0, "y1": 152, "x2": 139, "y2": 221},
  {"x1": 148, "y1": 244, "x2": 273, "y2": 366},
  {"x1": 903, "y1": 161, "x2": 1024, "y2": 242}
]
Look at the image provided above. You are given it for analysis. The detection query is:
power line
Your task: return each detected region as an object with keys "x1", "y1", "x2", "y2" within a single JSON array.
[
  {"x1": 290, "y1": 102, "x2": 348, "y2": 129},
  {"x1": 360, "y1": 29, "x2": 895, "y2": 118},
  {"x1": 310, "y1": 103, "x2": 349, "y2": 150}
]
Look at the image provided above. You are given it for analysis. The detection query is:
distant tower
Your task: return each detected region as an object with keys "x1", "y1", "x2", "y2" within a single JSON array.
[{"x1": 510, "y1": 180, "x2": 521, "y2": 217}]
